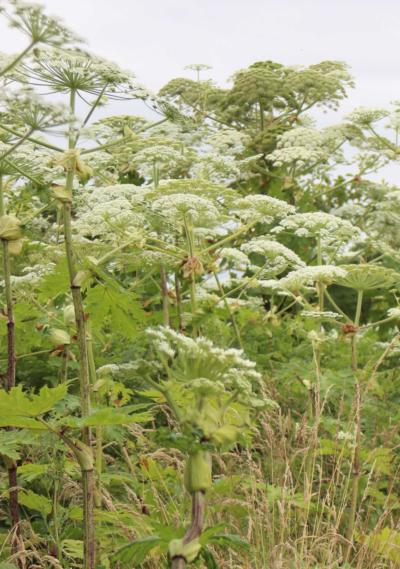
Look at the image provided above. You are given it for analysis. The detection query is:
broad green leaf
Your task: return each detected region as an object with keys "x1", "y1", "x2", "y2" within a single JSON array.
[
  {"x1": 0, "y1": 431, "x2": 20, "y2": 460},
  {"x1": 85, "y1": 283, "x2": 145, "y2": 339},
  {"x1": 58, "y1": 408, "x2": 152, "y2": 428},
  {"x1": 18, "y1": 463, "x2": 49, "y2": 482},
  {"x1": 201, "y1": 549, "x2": 219, "y2": 569},
  {"x1": 112, "y1": 535, "x2": 162, "y2": 565},
  {"x1": 81, "y1": 408, "x2": 151, "y2": 427},
  {"x1": 62, "y1": 539, "x2": 84, "y2": 560},
  {"x1": 37, "y1": 258, "x2": 69, "y2": 301},
  {"x1": 19, "y1": 490, "x2": 52, "y2": 516},
  {"x1": 206, "y1": 533, "x2": 250, "y2": 552},
  {"x1": 0, "y1": 384, "x2": 67, "y2": 418},
  {"x1": 0, "y1": 417, "x2": 46, "y2": 430},
  {"x1": 359, "y1": 528, "x2": 400, "y2": 563}
]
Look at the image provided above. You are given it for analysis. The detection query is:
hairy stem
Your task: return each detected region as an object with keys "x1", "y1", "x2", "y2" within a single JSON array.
[
  {"x1": 213, "y1": 271, "x2": 243, "y2": 349},
  {"x1": 171, "y1": 491, "x2": 206, "y2": 569},
  {"x1": 87, "y1": 328, "x2": 102, "y2": 509},
  {"x1": 345, "y1": 290, "x2": 363, "y2": 559},
  {"x1": 0, "y1": 175, "x2": 23, "y2": 561},
  {"x1": 174, "y1": 272, "x2": 184, "y2": 331},
  {"x1": 62, "y1": 89, "x2": 95, "y2": 569},
  {"x1": 160, "y1": 265, "x2": 170, "y2": 327}
]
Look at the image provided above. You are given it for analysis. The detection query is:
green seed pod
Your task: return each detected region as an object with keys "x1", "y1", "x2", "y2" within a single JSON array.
[
  {"x1": 63, "y1": 304, "x2": 76, "y2": 327},
  {"x1": 183, "y1": 450, "x2": 212, "y2": 494},
  {"x1": 0, "y1": 215, "x2": 22, "y2": 241},
  {"x1": 49, "y1": 328, "x2": 71, "y2": 346},
  {"x1": 168, "y1": 538, "x2": 201, "y2": 563}
]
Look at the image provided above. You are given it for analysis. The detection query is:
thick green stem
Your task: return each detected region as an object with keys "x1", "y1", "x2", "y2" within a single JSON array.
[
  {"x1": 62, "y1": 89, "x2": 95, "y2": 569},
  {"x1": 174, "y1": 272, "x2": 183, "y2": 331},
  {"x1": 0, "y1": 175, "x2": 22, "y2": 560},
  {"x1": 82, "y1": 468, "x2": 95, "y2": 569},
  {"x1": 170, "y1": 491, "x2": 206, "y2": 569},
  {"x1": 160, "y1": 265, "x2": 170, "y2": 327},
  {"x1": 183, "y1": 217, "x2": 198, "y2": 337},
  {"x1": 87, "y1": 330, "x2": 102, "y2": 509},
  {"x1": 213, "y1": 271, "x2": 243, "y2": 349},
  {"x1": 259, "y1": 101, "x2": 265, "y2": 131},
  {"x1": 345, "y1": 290, "x2": 363, "y2": 559},
  {"x1": 303, "y1": 238, "x2": 324, "y2": 517}
]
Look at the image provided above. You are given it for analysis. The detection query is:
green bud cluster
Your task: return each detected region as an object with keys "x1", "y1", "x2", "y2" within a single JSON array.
[{"x1": 183, "y1": 450, "x2": 212, "y2": 494}]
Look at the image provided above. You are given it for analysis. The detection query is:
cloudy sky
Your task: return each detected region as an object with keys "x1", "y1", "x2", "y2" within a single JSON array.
[
  {"x1": 2, "y1": 0, "x2": 400, "y2": 177},
  {"x1": 4, "y1": 0, "x2": 400, "y2": 108}
]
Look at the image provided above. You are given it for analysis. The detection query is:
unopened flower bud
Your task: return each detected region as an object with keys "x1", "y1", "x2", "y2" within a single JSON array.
[
  {"x1": 8, "y1": 238, "x2": 24, "y2": 256},
  {"x1": 49, "y1": 328, "x2": 71, "y2": 346},
  {"x1": 63, "y1": 304, "x2": 76, "y2": 327},
  {"x1": 0, "y1": 215, "x2": 22, "y2": 241}
]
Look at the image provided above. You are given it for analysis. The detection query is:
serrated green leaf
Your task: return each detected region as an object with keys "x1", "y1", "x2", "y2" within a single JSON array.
[
  {"x1": 207, "y1": 533, "x2": 250, "y2": 552},
  {"x1": 85, "y1": 283, "x2": 144, "y2": 339},
  {"x1": 19, "y1": 490, "x2": 52, "y2": 515},
  {"x1": 58, "y1": 407, "x2": 152, "y2": 428},
  {"x1": 112, "y1": 535, "x2": 162, "y2": 565},
  {"x1": 37, "y1": 259, "x2": 69, "y2": 301},
  {"x1": 62, "y1": 539, "x2": 84, "y2": 560},
  {"x1": 18, "y1": 463, "x2": 49, "y2": 482},
  {"x1": 0, "y1": 417, "x2": 46, "y2": 429},
  {"x1": 82, "y1": 407, "x2": 151, "y2": 426},
  {"x1": 0, "y1": 384, "x2": 67, "y2": 418},
  {"x1": 0, "y1": 431, "x2": 20, "y2": 460}
]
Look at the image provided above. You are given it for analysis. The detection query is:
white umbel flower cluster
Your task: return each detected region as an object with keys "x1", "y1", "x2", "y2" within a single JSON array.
[
  {"x1": 8, "y1": 0, "x2": 83, "y2": 46},
  {"x1": 267, "y1": 127, "x2": 327, "y2": 168},
  {"x1": 132, "y1": 145, "x2": 185, "y2": 179},
  {"x1": 189, "y1": 154, "x2": 241, "y2": 184},
  {"x1": 24, "y1": 48, "x2": 148, "y2": 99},
  {"x1": 229, "y1": 194, "x2": 295, "y2": 223},
  {"x1": 279, "y1": 265, "x2": 347, "y2": 291},
  {"x1": 2, "y1": 262, "x2": 56, "y2": 289},
  {"x1": 206, "y1": 128, "x2": 248, "y2": 155},
  {"x1": 273, "y1": 212, "x2": 357, "y2": 243},
  {"x1": 301, "y1": 310, "x2": 342, "y2": 320},
  {"x1": 150, "y1": 193, "x2": 220, "y2": 227},
  {"x1": 147, "y1": 326, "x2": 261, "y2": 394},
  {"x1": 219, "y1": 247, "x2": 250, "y2": 269},
  {"x1": 74, "y1": 184, "x2": 149, "y2": 239},
  {"x1": 346, "y1": 107, "x2": 389, "y2": 126},
  {"x1": 241, "y1": 237, "x2": 305, "y2": 269},
  {"x1": 387, "y1": 307, "x2": 400, "y2": 319}
]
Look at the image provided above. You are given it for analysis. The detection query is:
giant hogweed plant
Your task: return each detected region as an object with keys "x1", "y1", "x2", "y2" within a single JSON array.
[{"x1": 0, "y1": 2, "x2": 400, "y2": 569}]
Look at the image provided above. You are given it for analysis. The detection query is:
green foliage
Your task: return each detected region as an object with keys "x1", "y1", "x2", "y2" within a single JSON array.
[
  {"x1": 1, "y1": 3, "x2": 400, "y2": 569},
  {"x1": 0, "y1": 384, "x2": 67, "y2": 417}
]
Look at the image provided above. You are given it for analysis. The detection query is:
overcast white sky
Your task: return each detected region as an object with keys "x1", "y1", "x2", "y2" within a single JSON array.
[
  {"x1": 2, "y1": 0, "x2": 400, "y2": 178},
  {"x1": 3, "y1": 0, "x2": 400, "y2": 109}
]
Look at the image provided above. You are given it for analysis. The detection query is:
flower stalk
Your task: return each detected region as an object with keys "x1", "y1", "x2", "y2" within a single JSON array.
[
  {"x1": 0, "y1": 174, "x2": 23, "y2": 562},
  {"x1": 61, "y1": 88, "x2": 95, "y2": 569}
]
